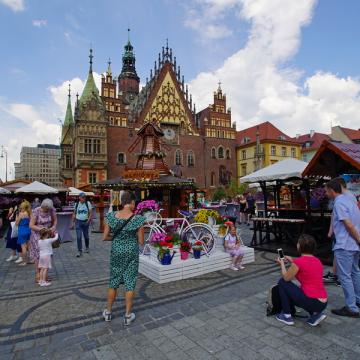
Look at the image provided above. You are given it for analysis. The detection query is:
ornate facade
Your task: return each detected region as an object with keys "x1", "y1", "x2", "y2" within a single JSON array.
[{"x1": 60, "y1": 36, "x2": 236, "y2": 189}]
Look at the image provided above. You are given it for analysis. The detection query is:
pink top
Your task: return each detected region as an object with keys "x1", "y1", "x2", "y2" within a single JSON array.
[{"x1": 293, "y1": 256, "x2": 327, "y2": 299}]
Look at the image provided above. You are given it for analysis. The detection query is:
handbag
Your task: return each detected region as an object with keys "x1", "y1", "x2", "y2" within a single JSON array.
[
  {"x1": 52, "y1": 234, "x2": 61, "y2": 249},
  {"x1": 10, "y1": 221, "x2": 18, "y2": 239}
]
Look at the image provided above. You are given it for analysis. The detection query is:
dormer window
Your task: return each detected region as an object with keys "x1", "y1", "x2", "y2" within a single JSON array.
[
  {"x1": 241, "y1": 137, "x2": 251, "y2": 144},
  {"x1": 278, "y1": 135, "x2": 286, "y2": 140}
]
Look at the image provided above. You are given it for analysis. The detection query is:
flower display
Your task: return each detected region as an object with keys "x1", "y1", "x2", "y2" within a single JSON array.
[
  {"x1": 135, "y1": 200, "x2": 159, "y2": 214},
  {"x1": 194, "y1": 209, "x2": 221, "y2": 224},
  {"x1": 192, "y1": 241, "x2": 203, "y2": 251},
  {"x1": 180, "y1": 241, "x2": 191, "y2": 252}
]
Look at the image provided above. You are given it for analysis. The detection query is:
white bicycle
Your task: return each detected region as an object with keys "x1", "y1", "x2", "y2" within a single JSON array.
[{"x1": 142, "y1": 209, "x2": 216, "y2": 257}]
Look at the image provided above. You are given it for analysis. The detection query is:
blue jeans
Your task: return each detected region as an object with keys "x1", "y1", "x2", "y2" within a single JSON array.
[
  {"x1": 278, "y1": 278, "x2": 327, "y2": 315},
  {"x1": 334, "y1": 249, "x2": 360, "y2": 312},
  {"x1": 75, "y1": 220, "x2": 89, "y2": 252}
]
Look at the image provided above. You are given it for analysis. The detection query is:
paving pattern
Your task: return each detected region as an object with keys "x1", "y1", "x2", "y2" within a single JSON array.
[{"x1": 1, "y1": 224, "x2": 360, "y2": 360}]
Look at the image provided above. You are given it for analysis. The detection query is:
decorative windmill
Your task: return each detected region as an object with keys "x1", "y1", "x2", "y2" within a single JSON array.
[{"x1": 124, "y1": 119, "x2": 171, "y2": 180}]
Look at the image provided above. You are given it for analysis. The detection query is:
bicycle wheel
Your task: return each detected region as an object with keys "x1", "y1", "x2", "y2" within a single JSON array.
[
  {"x1": 181, "y1": 223, "x2": 216, "y2": 256},
  {"x1": 143, "y1": 211, "x2": 163, "y2": 226}
]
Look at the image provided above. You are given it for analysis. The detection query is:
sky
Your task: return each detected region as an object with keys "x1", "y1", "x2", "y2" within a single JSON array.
[{"x1": 1, "y1": 0, "x2": 360, "y2": 181}]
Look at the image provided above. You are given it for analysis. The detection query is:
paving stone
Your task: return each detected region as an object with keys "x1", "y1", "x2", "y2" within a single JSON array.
[
  {"x1": 171, "y1": 334, "x2": 197, "y2": 351},
  {"x1": 80, "y1": 339, "x2": 100, "y2": 351},
  {"x1": 93, "y1": 345, "x2": 119, "y2": 360},
  {"x1": 13, "y1": 339, "x2": 35, "y2": 352}
]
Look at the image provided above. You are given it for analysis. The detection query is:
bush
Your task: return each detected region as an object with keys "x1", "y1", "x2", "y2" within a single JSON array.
[{"x1": 212, "y1": 187, "x2": 227, "y2": 201}]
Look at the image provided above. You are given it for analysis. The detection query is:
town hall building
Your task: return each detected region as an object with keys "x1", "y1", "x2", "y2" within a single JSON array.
[{"x1": 60, "y1": 35, "x2": 236, "y2": 189}]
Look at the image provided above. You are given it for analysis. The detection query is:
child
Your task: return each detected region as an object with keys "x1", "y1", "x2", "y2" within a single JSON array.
[
  {"x1": 15, "y1": 200, "x2": 32, "y2": 266},
  {"x1": 224, "y1": 225, "x2": 245, "y2": 271},
  {"x1": 38, "y1": 229, "x2": 58, "y2": 287}
]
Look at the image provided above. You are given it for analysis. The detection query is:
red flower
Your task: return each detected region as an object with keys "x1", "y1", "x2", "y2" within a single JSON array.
[
  {"x1": 165, "y1": 236, "x2": 173, "y2": 242},
  {"x1": 167, "y1": 243, "x2": 174, "y2": 249},
  {"x1": 159, "y1": 241, "x2": 168, "y2": 247},
  {"x1": 194, "y1": 241, "x2": 203, "y2": 246}
]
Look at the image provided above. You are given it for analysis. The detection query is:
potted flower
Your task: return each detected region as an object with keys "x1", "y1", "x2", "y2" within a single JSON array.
[
  {"x1": 217, "y1": 215, "x2": 229, "y2": 236},
  {"x1": 192, "y1": 241, "x2": 203, "y2": 259},
  {"x1": 135, "y1": 200, "x2": 159, "y2": 217},
  {"x1": 180, "y1": 241, "x2": 191, "y2": 260}
]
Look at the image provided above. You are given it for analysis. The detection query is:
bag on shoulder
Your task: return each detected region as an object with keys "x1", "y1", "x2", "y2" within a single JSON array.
[
  {"x1": 10, "y1": 221, "x2": 18, "y2": 239},
  {"x1": 266, "y1": 284, "x2": 296, "y2": 316}
]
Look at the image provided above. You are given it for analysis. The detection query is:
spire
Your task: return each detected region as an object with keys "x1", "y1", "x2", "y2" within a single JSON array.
[
  {"x1": 89, "y1": 47, "x2": 93, "y2": 73},
  {"x1": 80, "y1": 49, "x2": 102, "y2": 105},
  {"x1": 107, "y1": 58, "x2": 112, "y2": 76},
  {"x1": 217, "y1": 81, "x2": 222, "y2": 93},
  {"x1": 63, "y1": 83, "x2": 73, "y2": 126}
]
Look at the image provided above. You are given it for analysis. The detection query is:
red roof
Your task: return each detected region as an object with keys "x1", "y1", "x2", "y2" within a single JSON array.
[
  {"x1": 293, "y1": 132, "x2": 330, "y2": 152},
  {"x1": 340, "y1": 127, "x2": 360, "y2": 141},
  {"x1": 236, "y1": 121, "x2": 295, "y2": 146}
]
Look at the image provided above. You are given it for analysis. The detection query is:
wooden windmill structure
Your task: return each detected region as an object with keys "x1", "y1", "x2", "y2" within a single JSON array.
[{"x1": 124, "y1": 119, "x2": 171, "y2": 180}]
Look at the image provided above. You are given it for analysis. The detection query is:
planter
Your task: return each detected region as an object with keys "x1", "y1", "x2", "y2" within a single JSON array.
[
  {"x1": 208, "y1": 217, "x2": 215, "y2": 226},
  {"x1": 193, "y1": 250, "x2": 201, "y2": 259},
  {"x1": 218, "y1": 226, "x2": 227, "y2": 237},
  {"x1": 180, "y1": 251, "x2": 189, "y2": 260}
]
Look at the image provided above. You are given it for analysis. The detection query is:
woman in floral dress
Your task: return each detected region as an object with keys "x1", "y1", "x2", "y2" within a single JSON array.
[
  {"x1": 102, "y1": 191, "x2": 145, "y2": 325},
  {"x1": 29, "y1": 199, "x2": 57, "y2": 283}
]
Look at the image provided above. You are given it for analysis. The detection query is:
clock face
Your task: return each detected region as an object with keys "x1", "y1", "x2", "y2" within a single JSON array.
[{"x1": 164, "y1": 128, "x2": 176, "y2": 140}]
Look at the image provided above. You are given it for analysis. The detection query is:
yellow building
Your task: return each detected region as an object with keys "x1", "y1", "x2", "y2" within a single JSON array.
[{"x1": 236, "y1": 122, "x2": 302, "y2": 180}]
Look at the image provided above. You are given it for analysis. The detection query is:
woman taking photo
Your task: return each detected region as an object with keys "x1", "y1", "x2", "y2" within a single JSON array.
[
  {"x1": 276, "y1": 234, "x2": 328, "y2": 327},
  {"x1": 102, "y1": 191, "x2": 146, "y2": 325},
  {"x1": 29, "y1": 199, "x2": 57, "y2": 283}
]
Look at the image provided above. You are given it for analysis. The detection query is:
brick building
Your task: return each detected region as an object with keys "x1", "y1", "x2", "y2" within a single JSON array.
[{"x1": 60, "y1": 36, "x2": 236, "y2": 189}]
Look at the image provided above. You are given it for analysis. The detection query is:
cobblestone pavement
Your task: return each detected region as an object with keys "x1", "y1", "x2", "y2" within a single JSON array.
[{"x1": 1, "y1": 224, "x2": 360, "y2": 360}]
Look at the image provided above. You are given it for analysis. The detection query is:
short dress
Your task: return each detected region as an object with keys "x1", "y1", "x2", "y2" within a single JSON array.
[
  {"x1": 225, "y1": 234, "x2": 245, "y2": 257},
  {"x1": 17, "y1": 218, "x2": 31, "y2": 245},
  {"x1": 106, "y1": 213, "x2": 146, "y2": 291}
]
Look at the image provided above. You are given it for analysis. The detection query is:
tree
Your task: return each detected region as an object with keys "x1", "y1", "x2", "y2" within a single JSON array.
[
  {"x1": 212, "y1": 187, "x2": 227, "y2": 201},
  {"x1": 226, "y1": 179, "x2": 249, "y2": 198}
]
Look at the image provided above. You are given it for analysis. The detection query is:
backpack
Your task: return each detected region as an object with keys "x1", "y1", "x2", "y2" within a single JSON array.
[{"x1": 266, "y1": 284, "x2": 296, "y2": 316}]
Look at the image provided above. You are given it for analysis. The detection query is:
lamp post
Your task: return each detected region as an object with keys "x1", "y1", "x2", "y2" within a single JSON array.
[{"x1": 0, "y1": 146, "x2": 8, "y2": 182}]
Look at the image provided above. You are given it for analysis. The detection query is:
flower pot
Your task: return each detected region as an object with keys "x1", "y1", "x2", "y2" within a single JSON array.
[
  {"x1": 218, "y1": 226, "x2": 227, "y2": 236},
  {"x1": 193, "y1": 250, "x2": 201, "y2": 259},
  {"x1": 208, "y1": 217, "x2": 215, "y2": 226},
  {"x1": 180, "y1": 251, "x2": 189, "y2": 260}
]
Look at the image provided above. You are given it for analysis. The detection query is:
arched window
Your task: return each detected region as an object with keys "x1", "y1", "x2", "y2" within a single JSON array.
[
  {"x1": 117, "y1": 152, "x2": 126, "y2": 164},
  {"x1": 218, "y1": 146, "x2": 224, "y2": 159},
  {"x1": 219, "y1": 165, "x2": 228, "y2": 185},
  {"x1": 187, "y1": 150, "x2": 195, "y2": 167},
  {"x1": 226, "y1": 148, "x2": 231, "y2": 159},
  {"x1": 175, "y1": 149, "x2": 182, "y2": 165},
  {"x1": 211, "y1": 147, "x2": 216, "y2": 159},
  {"x1": 211, "y1": 172, "x2": 216, "y2": 187}
]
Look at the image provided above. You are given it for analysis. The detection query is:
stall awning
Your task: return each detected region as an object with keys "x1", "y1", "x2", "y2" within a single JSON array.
[
  {"x1": 15, "y1": 181, "x2": 59, "y2": 194},
  {"x1": 240, "y1": 159, "x2": 308, "y2": 183},
  {"x1": 303, "y1": 141, "x2": 360, "y2": 178},
  {"x1": 68, "y1": 187, "x2": 95, "y2": 196}
]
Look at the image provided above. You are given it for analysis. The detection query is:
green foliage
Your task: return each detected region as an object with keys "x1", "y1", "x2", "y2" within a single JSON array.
[
  {"x1": 212, "y1": 187, "x2": 227, "y2": 201},
  {"x1": 226, "y1": 180, "x2": 249, "y2": 198}
]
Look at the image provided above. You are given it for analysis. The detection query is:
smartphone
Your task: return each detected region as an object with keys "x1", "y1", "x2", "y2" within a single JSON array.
[{"x1": 277, "y1": 248, "x2": 284, "y2": 259}]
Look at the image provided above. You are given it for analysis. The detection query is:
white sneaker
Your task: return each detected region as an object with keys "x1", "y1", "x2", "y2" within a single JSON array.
[
  {"x1": 103, "y1": 309, "x2": 112, "y2": 322},
  {"x1": 124, "y1": 312, "x2": 136, "y2": 326},
  {"x1": 238, "y1": 265, "x2": 245, "y2": 270},
  {"x1": 230, "y1": 265, "x2": 239, "y2": 271},
  {"x1": 40, "y1": 281, "x2": 51, "y2": 287},
  {"x1": 14, "y1": 257, "x2": 23, "y2": 264},
  {"x1": 6, "y1": 255, "x2": 17, "y2": 262}
]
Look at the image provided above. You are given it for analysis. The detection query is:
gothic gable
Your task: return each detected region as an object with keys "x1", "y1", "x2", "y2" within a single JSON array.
[{"x1": 139, "y1": 64, "x2": 198, "y2": 135}]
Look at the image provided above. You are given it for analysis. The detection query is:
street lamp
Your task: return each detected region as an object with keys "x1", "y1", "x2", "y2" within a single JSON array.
[{"x1": 0, "y1": 145, "x2": 8, "y2": 182}]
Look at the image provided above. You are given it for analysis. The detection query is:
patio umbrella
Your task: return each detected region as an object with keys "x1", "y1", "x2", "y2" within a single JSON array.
[{"x1": 15, "y1": 181, "x2": 58, "y2": 194}]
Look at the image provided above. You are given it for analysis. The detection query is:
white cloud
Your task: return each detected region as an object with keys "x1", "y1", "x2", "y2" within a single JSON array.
[
  {"x1": 189, "y1": 0, "x2": 360, "y2": 135},
  {"x1": 183, "y1": 0, "x2": 240, "y2": 41},
  {"x1": 0, "y1": 0, "x2": 25, "y2": 12},
  {"x1": 32, "y1": 19, "x2": 47, "y2": 28}
]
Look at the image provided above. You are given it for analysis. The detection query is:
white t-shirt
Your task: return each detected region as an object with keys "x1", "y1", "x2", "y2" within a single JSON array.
[{"x1": 39, "y1": 234, "x2": 59, "y2": 257}]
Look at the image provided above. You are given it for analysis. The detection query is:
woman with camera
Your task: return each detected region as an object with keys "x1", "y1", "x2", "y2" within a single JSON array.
[{"x1": 276, "y1": 234, "x2": 327, "y2": 327}]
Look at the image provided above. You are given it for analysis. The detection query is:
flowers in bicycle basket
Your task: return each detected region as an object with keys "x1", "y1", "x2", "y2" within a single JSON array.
[
  {"x1": 192, "y1": 241, "x2": 203, "y2": 251},
  {"x1": 150, "y1": 232, "x2": 181, "y2": 248},
  {"x1": 135, "y1": 200, "x2": 159, "y2": 214},
  {"x1": 194, "y1": 209, "x2": 222, "y2": 224}
]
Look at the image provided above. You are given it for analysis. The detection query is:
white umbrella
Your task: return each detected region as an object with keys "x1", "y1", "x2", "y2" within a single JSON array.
[
  {"x1": 240, "y1": 159, "x2": 308, "y2": 183},
  {"x1": 0, "y1": 187, "x2": 11, "y2": 194},
  {"x1": 68, "y1": 187, "x2": 94, "y2": 196},
  {"x1": 15, "y1": 181, "x2": 58, "y2": 194}
]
